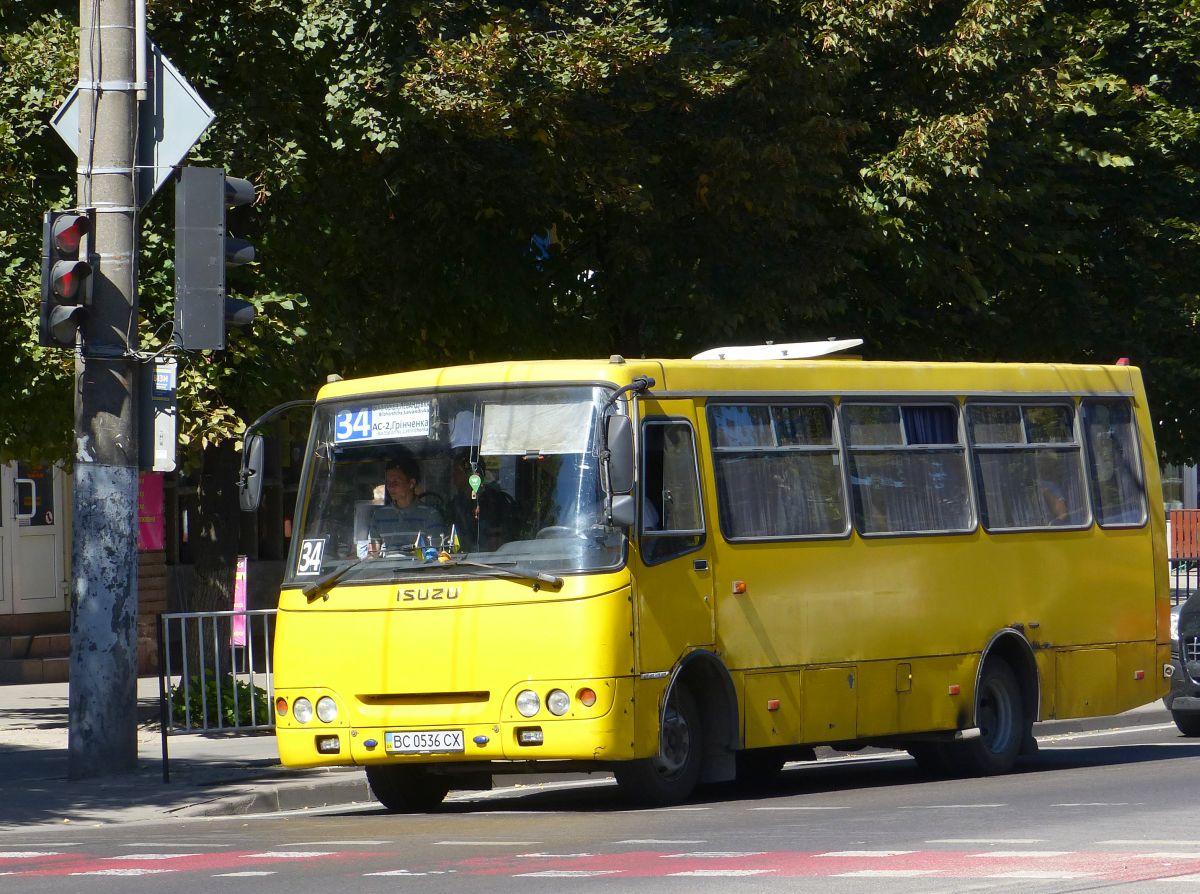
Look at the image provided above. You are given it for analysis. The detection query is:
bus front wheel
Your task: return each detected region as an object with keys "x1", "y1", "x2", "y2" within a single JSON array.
[
  {"x1": 951, "y1": 661, "x2": 1026, "y2": 776},
  {"x1": 615, "y1": 686, "x2": 703, "y2": 806},
  {"x1": 366, "y1": 765, "x2": 451, "y2": 813}
]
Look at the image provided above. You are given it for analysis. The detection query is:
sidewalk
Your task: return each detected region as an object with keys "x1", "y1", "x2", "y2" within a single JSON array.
[{"x1": 0, "y1": 678, "x2": 371, "y2": 830}]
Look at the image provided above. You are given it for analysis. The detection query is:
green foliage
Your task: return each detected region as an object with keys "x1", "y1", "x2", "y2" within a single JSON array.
[
  {"x1": 1, "y1": 0, "x2": 1199, "y2": 461},
  {"x1": 170, "y1": 673, "x2": 271, "y2": 729}
]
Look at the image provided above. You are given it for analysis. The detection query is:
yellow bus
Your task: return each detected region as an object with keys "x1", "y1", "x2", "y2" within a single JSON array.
[{"x1": 240, "y1": 343, "x2": 1169, "y2": 811}]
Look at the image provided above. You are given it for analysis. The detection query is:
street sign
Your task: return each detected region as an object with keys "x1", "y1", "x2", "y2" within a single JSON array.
[{"x1": 52, "y1": 39, "x2": 214, "y2": 207}]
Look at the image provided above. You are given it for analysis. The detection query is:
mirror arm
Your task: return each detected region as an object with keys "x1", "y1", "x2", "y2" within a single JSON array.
[{"x1": 239, "y1": 399, "x2": 315, "y2": 476}]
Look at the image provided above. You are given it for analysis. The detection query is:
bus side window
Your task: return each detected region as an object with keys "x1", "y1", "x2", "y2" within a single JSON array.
[
  {"x1": 842, "y1": 403, "x2": 972, "y2": 536},
  {"x1": 640, "y1": 420, "x2": 705, "y2": 564},
  {"x1": 968, "y1": 403, "x2": 1091, "y2": 531},
  {"x1": 1082, "y1": 399, "x2": 1147, "y2": 527}
]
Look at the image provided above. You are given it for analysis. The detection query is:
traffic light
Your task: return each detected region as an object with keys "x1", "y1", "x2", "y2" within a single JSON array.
[
  {"x1": 39, "y1": 210, "x2": 92, "y2": 348},
  {"x1": 173, "y1": 166, "x2": 258, "y2": 351}
]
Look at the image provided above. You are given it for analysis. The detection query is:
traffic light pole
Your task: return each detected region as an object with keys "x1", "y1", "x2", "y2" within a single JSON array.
[{"x1": 68, "y1": 0, "x2": 142, "y2": 779}]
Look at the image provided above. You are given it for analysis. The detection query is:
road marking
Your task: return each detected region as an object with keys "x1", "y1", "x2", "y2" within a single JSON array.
[
  {"x1": 1138, "y1": 853, "x2": 1200, "y2": 859},
  {"x1": 1100, "y1": 840, "x2": 1200, "y2": 846},
  {"x1": 365, "y1": 870, "x2": 429, "y2": 876},
  {"x1": 668, "y1": 869, "x2": 774, "y2": 877},
  {"x1": 515, "y1": 870, "x2": 621, "y2": 877},
  {"x1": 215, "y1": 872, "x2": 277, "y2": 877},
  {"x1": 988, "y1": 871, "x2": 1092, "y2": 879},
  {"x1": 1053, "y1": 802, "x2": 1128, "y2": 807},
  {"x1": 1156, "y1": 875, "x2": 1200, "y2": 883},
  {"x1": 617, "y1": 839, "x2": 705, "y2": 844},
  {"x1": 900, "y1": 804, "x2": 1005, "y2": 810},
  {"x1": 836, "y1": 870, "x2": 943, "y2": 878},
  {"x1": 661, "y1": 852, "x2": 765, "y2": 859},
  {"x1": 244, "y1": 851, "x2": 334, "y2": 859},
  {"x1": 750, "y1": 806, "x2": 849, "y2": 811},
  {"x1": 0, "y1": 852, "x2": 60, "y2": 859},
  {"x1": 970, "y1": 851, "x2": 1073, "y2": 858},
  {"x1": 105, "y1": 853, "x2": 202, "y2": 860},
  {"x1": 121, "y1": 843, "x2": 230, "y2": 849},
  {"x1": 928, "y1": 839, "x2": 1044, "y2": 844},
  {"x1": 285, "y1": 840, "x2": 390, "y2": 846},
  {"x1": 70, "y1": 868, "x2": 177, "y2": 876},
  {"x1": 818, "y1": 850, "x2": 916, "y2": 857},
  {"x1": 517, "y1": 853, "x2": 595, "y2": 858},
  {"x1": 438, "y1": 841, "x2": 540, "y2": 846}
]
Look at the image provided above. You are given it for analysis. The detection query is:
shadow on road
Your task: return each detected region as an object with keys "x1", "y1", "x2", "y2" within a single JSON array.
[{"x1": 340, "y1": 737, "x2": 1200, "y2": 816}]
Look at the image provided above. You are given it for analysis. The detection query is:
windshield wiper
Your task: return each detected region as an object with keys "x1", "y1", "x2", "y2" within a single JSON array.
[
  {"x1": 406, "y1": 558, "x2": 564, "y2": 591},
  {"x1": 301, "y1": 558, "x2": 368, "y2": 601}
]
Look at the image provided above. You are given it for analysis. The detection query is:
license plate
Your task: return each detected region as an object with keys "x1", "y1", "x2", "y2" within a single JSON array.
[{"x1": 384, "y1": 729, "x2": 465, "y2": 754}]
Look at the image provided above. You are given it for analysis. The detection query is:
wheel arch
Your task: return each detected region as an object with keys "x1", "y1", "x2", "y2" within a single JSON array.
[
  {"x1": 664, "y1": 649, "x2": 738, "y2": 784},
  {"x1": 977, "y1": 628, "x2": 1041, "y2": 745}
]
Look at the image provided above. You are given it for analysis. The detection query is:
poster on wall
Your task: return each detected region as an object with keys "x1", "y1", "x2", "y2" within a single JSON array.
[{"x1": 138, "y1": 472, "x2": 165, "y2": 551}]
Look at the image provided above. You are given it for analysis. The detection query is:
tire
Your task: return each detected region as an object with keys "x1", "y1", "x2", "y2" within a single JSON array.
[
  {"x1": 1172, "y1": 709, "x2": 1200, "y2": 737},
  {"x1": 735, "y1": 750, "x2": 786, "y2": 788},
  {"x1": 615, "y1": 686, "x2": 704, "y2": 806},
  {"x1": 366, "y1": 765, "x2": 451, "y2": 813},
  {"x1": 945, "y1": 661, "x2": 1026, "y2": 776}
]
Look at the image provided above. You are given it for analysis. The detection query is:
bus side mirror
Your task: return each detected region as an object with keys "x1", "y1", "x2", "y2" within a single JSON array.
[
  {"x1": 610, "y1": 494, "x2": 636, "y2": 527},
  {"x1": 239, "y1": 433, "x2": 265, "y2": 512},
  {"x1": 606, "y1": 415, "x2": 634, "y2": 495}
]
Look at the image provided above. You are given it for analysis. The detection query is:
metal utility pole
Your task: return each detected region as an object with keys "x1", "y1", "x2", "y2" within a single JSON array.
[{"x1": 68, "y1": 0, "x2": 141, "y2": 779}]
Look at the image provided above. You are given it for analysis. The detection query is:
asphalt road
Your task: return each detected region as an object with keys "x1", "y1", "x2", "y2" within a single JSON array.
[{"x1": 5, "y1": 712, "x2": 1200, "y2": 893}]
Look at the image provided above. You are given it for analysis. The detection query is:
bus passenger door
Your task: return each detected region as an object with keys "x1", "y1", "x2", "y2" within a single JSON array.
[{"x1": 631, "y1": 404, "x2": 715, "y2": 672}]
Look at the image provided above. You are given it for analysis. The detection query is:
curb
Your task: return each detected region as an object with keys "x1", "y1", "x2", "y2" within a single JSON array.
[{"x1": 173, "y1": 770, "x2": 373, "y2": 818}]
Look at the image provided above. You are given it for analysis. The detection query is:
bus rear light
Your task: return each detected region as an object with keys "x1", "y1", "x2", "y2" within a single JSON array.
[
  {"x1": 275, "y1": 697, "x2": 289, "y2": 716},
  {"x1": 732, "y1": 580, "x2": 747, "y2": 595},
  {"x1": 1134, "y1": 669, "x2": 1145, "y2": 680},
  {"x1": 948, "y1": 684, "x2": 961, "y2": 696},
  {"x1": 577, "y1": 687, "x2": 597, "y2": 707}
]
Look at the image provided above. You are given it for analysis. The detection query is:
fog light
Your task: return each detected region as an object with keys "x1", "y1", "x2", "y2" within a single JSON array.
[
  {"x1": 546, "y1": 689, "x2": 570, "y2": 716},
  {"x1": 517, "y1": 727, "x2": 544, "y2": 746},
  {"x1": 293, "y1": 697, "x2": 314, "y2": 724},
  {"x1": 316, "y1": 696, "x2": 338, "y2": 723},
  {"x1": 577, "y1": 687, "x2": 597, "y2": 707},
  {"x1": 275, "y1": 697, "x2": 289, "y2": 717},
  {"x1": 315, "y1": 735, "x2": 340, "y2": 754},
  {"x1": 516, "y1": 689, "x2": 540, "y2": 717}
]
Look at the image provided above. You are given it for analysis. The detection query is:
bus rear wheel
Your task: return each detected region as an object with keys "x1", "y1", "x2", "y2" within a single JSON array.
[
  {"x1": 615, "y1": 686, "x2": 703, "y2": 806},
  {"x1": 947, "y1": 661, "x2": 1026, "y2": 776},
  {"x1": 366, "y1": 765, "x2": 451, "y2": 813}
]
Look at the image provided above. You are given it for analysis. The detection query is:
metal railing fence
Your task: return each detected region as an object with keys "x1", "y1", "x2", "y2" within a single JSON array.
[{"x1": 157, "y1": 608, "x2": 277, "y2": 782}]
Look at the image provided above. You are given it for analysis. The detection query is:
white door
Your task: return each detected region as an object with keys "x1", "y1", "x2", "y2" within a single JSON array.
[{"x1": 2, "y1": 462, "x2": 67, "y2": 614}]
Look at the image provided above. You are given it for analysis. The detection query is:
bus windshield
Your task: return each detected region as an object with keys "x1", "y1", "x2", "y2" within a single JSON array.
[{"x1": 286, "y1": 384, "x2": 625, "y2": 586}]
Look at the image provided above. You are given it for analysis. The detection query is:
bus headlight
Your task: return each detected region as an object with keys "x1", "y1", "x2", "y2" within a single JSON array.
[
  {"x1": 293, "y1": 697, "x2": 314, "y2": 724},
  {"x1": 546, "y1": 689, "x2": 570, "y2": 716},
  {"x1": 316, "y1": 696, "x2": 338, "y2": 723},
  {"x1": 516, "y1": 689, "x2": 540, "y2": 717}
]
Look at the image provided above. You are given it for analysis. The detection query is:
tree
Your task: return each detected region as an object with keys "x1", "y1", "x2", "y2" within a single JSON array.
[{"x1": 1, "y1": 0, "x2": 1198, "y2": 618}]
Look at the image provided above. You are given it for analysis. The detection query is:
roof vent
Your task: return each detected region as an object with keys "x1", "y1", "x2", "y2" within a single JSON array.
[{"x1": 692, "y1": 338, "x2": 864, "y2": 361}]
